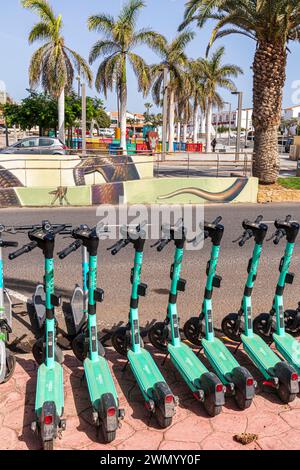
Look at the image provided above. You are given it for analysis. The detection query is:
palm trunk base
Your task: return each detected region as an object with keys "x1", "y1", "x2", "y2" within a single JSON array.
[{"x1": 253, "y1": 126, "x2": 280, "y2": 184}]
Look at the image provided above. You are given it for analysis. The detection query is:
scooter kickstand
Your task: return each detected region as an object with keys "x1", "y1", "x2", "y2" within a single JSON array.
[
  {"x1": 234, "y1": 342, "x2": 242, "y2": 354},
  {"x1": 122, "y1": 360, "x2": 129, "y2": 373},
  {"x1": 161, "y1": 352, "x2": 169, "y2": 366}
]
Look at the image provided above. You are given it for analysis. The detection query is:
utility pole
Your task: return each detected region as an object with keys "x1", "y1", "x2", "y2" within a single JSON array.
[
  {"x1": 81, "y1": 82, "x2": 87, "y2": 156},
  {"x1": 162, "y1": 66, "x2": 168, "y2": 161},
  {"x1": 245, "y1": 109, "x2": 249, "y2": 148}
]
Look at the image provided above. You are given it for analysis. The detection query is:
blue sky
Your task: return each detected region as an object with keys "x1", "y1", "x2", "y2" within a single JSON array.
[{"x1": 1, "y1": 0, "x2": 300, "y2": 113}]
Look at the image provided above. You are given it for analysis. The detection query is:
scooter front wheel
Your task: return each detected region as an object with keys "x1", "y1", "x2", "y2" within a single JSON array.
[
  {"x1": 253, "y1": 313, "x2": 273, "y2": 343},
  {"x1": 72, "y1": 332, "x2": 105, "y2": 363},
  {"x1": 3, "y1": 349, "x2": 16, "y2": 383},
  {"x1": 221, "y1": 313, "x2": 242, "y2": 343},
  {"x1": 32, "y1": 338, "x2": 64, "y2": 365},
  {"x1": 148, "y1": 322, "x2": 169, "y2": 353},
  {"x1": 285, "y1": 309, "x2": 300, "y2": 336},
  {"x1": 183, "y1": 317, "x2": 202, "y2": 347},
  {"x1": 111, "y1": 327, "x2": 129, "y2": 357}
]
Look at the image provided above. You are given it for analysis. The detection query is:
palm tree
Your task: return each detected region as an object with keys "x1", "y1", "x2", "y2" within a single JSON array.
[
  {"x1": 196, "y1": 47, "x2": 242, "y2": 152},
  {"x1": 88, "y1": 0, "x2": 163, "y2": 152},
  {"x1": 150, "y1": 31, "x2": 194, "y2": 150},
  {"x1": 180, "y1": 0, "x2": 300, "y2": 183},
  {"x1": 188, "y1": 61, "x2": 207, "y2": 143},
  {"x1": 22, "y1": 0, "x2": 92, "y2": 143}
]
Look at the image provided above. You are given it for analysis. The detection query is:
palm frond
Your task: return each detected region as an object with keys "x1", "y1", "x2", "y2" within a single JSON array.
[
  {"x1": 89, "y1": 40, "x2": 120, "y2": 64},
  {"x1": 28, "y1": 21, "x2": 52, "y2": 43},
  {"x1": 65, "y1": 47, "x2": 93, "y2": 86},
  {"x1": 87, "y1": 13, "x2": 115, "y2": 36},
  {"x1": 22, "y1": 0, "x2": 57, "y2": 25}
]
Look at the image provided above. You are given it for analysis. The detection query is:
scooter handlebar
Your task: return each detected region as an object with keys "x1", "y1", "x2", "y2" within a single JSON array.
[
  {"x1": 0, "y1": 241, "x2": 18, "y2": 248},
  {"x1": 156, "y1": 238, "x2": 171, "y2": 252},
  {"x1": 58, "y1": 239, "x2": 82, "y2": 259},
  {"x1": 273, "y1": 230, "x2": 285, "y2": 245},
  {"x1": 9, "y1": 241, "x2": 38, "y2": 260},
  {"x1": 238, "y1": 231, "x2": 252, "y2": 247},
  {"x1": 109, "y1": 239, "x2": 128, "y2": 255}
]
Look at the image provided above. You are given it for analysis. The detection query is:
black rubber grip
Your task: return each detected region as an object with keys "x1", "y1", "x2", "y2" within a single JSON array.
[
  {"x1": 51, "y1": 224, "x2": 67, "y2": 235},
  {"x1": 274, "y1": 231, "x2": 285, "y2": 245},
  {"x1": 1, "y1": 241, "x2": 18, "y2": 248},
  {"x1": 111, "y1": 240, "x2": 126, "y2": 255},
  {"x1": 239, "y1": 232, "x2": 252, "y2": 247},
  {"x1": 58, "y1": 240, "x2": 82, "y2": 259},
  {"x1": 157, "y1": 238, "x2": 170, "y2": 252},
  {"x1": 9, "y1": 241, "x2": 37, "y2": 260}
]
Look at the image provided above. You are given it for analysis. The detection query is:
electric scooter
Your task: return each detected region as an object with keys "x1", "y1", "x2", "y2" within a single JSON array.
[
  {"x1": 0, "y1": 225, "x2": 18, "y2": 384},
  {"x1": 222, "y1": 216, "x2": 299, "y2": 403},
  {"x1": 253, "y1": 216, "x2": 300, "y2": 377},
  {"x1": 9, "y1": 221, "x2": 67, "y2": 450},
  {"x1": 183, "y1": 216, "x2": 255, "y2": 409},
  {"x1": 109, "y1": 224, "x2": 177, "y2": 428},
  {"x1": 58, "y1": 224, "x2": 124, "y2": 443},
  {"x1": 148, "y1": 220, "x2": 225, "y2": 416}
]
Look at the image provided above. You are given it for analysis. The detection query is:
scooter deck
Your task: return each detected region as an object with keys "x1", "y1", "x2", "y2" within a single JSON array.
[
  {"x1": 242, "y1": 333, "x2": 281, "y2": 379},
  {"x1": 202, "y1": 337, "x2": 240, "y2": 384},
  {"x1": 84, "y1": 356, "x2": 118, "y2": 408},
  {"x1": 168, "y1": 342, "x2": 208, "y2": 392},
  {"x1": 273, "y1": 333, "x2": 300, "y2": 375},
  {"x1": 128, "y1": 348, "x2": 167, "y2": 400},
  {"x1": 35, "y1": 362, "x2": 64, "y2": 418}
]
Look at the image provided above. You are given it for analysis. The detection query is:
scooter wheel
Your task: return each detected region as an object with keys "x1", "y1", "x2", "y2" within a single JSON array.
[
  {"x1": 154, "y1": 408, "x2": 172, "y2": 429},
  {"x1": 3, "y1": 349, "x2": 16, "y2": 383},
  {"x1": 253, "y1": 313, "x2": 273, "y2": 343},
  {"x1": 221, "y1": 313, "x2": 242, "y2": 343},
  {"x1": 148, "y1": 322, "x2": 169, "y2": 353},
  {"x1": 277, "y1": 382, "x2": 297, "y2": 404},
  {"x1": 183, "y1": 317, "x2": 202, "y2": 347},
  {"x1": 111, "y1": 327, "x2": 129, "y2": 357},
  {"x1": 203, "y1": 394, "x2": 222, "y2": 417},
  {"x1": 235, "y1": 389, "x2": 253, "y2": 410},
  {"x1": 285, "y1": 310, "x2": 300, "y2": 336},
  {"x1": 32, "y1": 338, "x2": 64, "y2": 366},
  {"x1": 100, "y1": 428, "x2": 116, "y2": 444},
  {"x1": 72, "y1": 332, "x2": 106, "y2": 363},
  {"x1": 43, "y1": 439, "x2": 54, "y2": 451}
]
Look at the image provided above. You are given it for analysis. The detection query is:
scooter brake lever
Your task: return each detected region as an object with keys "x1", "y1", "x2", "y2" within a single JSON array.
[
  {"x1": 150, "y1": 240, "x2": 161, "y2": 248},
  {"x1": 232, "y1": 234, "x2": 244, "y2": 244},
  {"x1": 266, "y1": 231, "x2": 278, "y2": 242}
]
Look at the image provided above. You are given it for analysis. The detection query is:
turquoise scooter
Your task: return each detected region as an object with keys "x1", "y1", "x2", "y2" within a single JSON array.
[
  {"x1": 222, "y1": 216, "x2": 299, "y2": 403},
  {"x1": 109, "y1": 224, "x2": 177, "y2": 428},
  {"x1": 149, "y1": 220, "x2": 225, "y2": 416},
  {"x1": 58, "y1": 224, "x2": 124, "y2": 443},
  {"x1": 254, "y1": 215, "x2": 300, "y2": 378},
  {"x1": 9, "y1": 221, "x2": 67, "y2": 450}
]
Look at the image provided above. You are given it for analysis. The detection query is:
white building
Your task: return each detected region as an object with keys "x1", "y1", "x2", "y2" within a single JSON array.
[
  {"x1": 212, "y1": 108, "x2": 253, "y2": 131},
  {"x1": 283, "y1": 105, "x2": 300, "y2": 121}
]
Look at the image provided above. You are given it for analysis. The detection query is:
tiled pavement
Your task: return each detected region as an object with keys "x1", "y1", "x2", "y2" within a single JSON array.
[{"x1": 1, "y1": 344, "x2": 300, "y2": 451}]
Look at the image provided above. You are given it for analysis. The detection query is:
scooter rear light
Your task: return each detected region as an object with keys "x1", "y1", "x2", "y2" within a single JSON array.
[
  {"x1": 107, "y1": 407, "x2": 116, "y2": 417},
  {"x1": 216, "y1": 384, "x2": 223, "y2": 393},
  {"x1": 165, "y1": 394, "x2": 174, "y2": 404},
  {"x1": 246, "y1": 378, "x2": 254, "y2": 387},
  {"x1": 44, "y1": 415, "x2": 53, "y2": 425},
  {"x1": 291, "y1": 373, "x2": 298, "y2": 381}
]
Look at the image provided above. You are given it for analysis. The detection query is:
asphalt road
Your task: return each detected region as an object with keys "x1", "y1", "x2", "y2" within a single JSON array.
[{"x1": 2, "y1": 204, "x2": 300, "y2": 347}]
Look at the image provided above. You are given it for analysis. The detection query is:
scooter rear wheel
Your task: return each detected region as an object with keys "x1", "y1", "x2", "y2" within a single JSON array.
[
  {"x1": 43, "y1": 439, "x2": 54, "y2": 451},
  {"x1": 235, "y1": 389, "x2": 253, "y2": 410},
  {"x1": 221, "y1": 313, "x2": 242, "y2": 343},
  {"x1": 3, "y1": 349, "x2": 16, "y2": 383},
  {"x1": 277, "y1": 383, "x2": 297, "y2": 404},
  {"x1": 148, "y1": 322, "x2": 169, "y2": 353},
  {"x1": 203, "y1": 394, "x2": 222, "y2": 417},
  {"x1": 100, "y1": 428, "x2": 116, "y2": 444},
  {"x1": 154, "y1": 407, "x2": 172, "y2": 429},
  {"x1": 183, "y1": 317, "x2": 202, "y2": 347},
  {"x1": 253, "y1": 313, "x2": 273, "y2": 343},
  {"x1": 32, "y1": 338, "x2": 64, "y2": 365},
  {"x1": 72, "y1": 332, "x2": 105, "y2": 363}
]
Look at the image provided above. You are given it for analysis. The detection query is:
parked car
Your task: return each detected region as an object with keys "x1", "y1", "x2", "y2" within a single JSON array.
[{"x1": 0, "y1": 137, "x2": 67, "y2": 155}]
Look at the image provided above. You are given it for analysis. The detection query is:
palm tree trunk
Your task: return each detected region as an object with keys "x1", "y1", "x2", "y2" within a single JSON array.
[
  {"x1": 183, "y1": 123, "x2": 188, "y2": 143},
  {"x1": 252, "y1": 41, "x2": 286, "y2": 184},
  {"x1": 168, "y1": 90, "x2": 175, "y2": 152},
  {"x1": 206, "y1": 101, "x2": 212, "y2": 153},
  {"x1": 120, "y1": 60, "x2": 127, "y2": 154},
  {"x1": 177, "y1": 122, "x2": 181, "y2": 142},
  {"x1": 58, "y1": 88, "x2": 65, "y2": 144},
  {"x1": 193, "y1": 103, "x2": 199, "y2": 143}
]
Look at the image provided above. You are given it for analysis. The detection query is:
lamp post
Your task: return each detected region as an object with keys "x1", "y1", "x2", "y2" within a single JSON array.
[
  {"x1": 232, "y1": 91, "x2": 243, "y2": 161},
  {"x1": 81, "y1": 82, "x2": 86, "y2": 156},
  {"x1": 223, "y1": 101, "x2": 232, "y2": 147}
]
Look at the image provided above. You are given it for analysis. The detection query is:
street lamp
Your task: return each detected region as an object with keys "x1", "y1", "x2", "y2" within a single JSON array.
[
  {"x1": 223, "y1": 101, "x2": 232, "y2": 147},
  {"x1": 231, "y1": 91, "x2": 243, "y2": 161}
]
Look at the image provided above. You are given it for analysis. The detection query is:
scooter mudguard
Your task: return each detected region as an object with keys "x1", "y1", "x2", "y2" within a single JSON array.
[
  {"x1": 97, "y1": 392, "x2": 118, "y2": 433},
  {"x1": 0, "y1": 340, "x2": 7, "y2": 383},
  {"x1": 70, "y1": 285, "x2": 86, "y2": 335},
  {"x1": 273, "y1": 333, "x2": 300, "y2": 376},
  {"x1": 35, "y1": 362, "x2": 64, "y2": 418},
  {"x1": 3, "y1": 289, "x2": 12, "y2": 329},
  {"x1": 84, "y1": 356, "x2": 118, "y2": 408},
  {"x1": 33, "y1": 284, "x2": 46, "y2": 330},
  {"x1": 273, "y1": 361, "x2": 299, "y2": 394},
  {"x1": 200, "y1": 372, "x2": 225, "y2": 406}
]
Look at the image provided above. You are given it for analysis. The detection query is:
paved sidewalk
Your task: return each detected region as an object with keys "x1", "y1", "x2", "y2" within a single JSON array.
[{"x1": 1, "y1": 344, "x2": 300, "y2": 451}]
